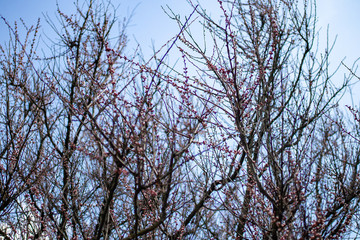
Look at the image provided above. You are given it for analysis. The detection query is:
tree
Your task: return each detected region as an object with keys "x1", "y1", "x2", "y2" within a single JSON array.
[
  {"x1": 166, "y1": 0, "x2": 359, "y2": 238},
  {"x1": 0, "y1": 0, "x2": 359, "y2": 239},
  {"x1": 0, "y1": 17, "x2": 51, "y2": 240}
]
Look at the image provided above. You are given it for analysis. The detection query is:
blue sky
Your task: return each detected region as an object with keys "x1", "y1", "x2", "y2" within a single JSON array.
[{"x1": 1, "y1": 0, "x2": 359, "y2": 106}]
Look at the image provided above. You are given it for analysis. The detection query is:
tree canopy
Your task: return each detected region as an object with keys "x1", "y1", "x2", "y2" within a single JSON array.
[{"x1": 0, "y1": 0, "x2": 360, "y2": 239}]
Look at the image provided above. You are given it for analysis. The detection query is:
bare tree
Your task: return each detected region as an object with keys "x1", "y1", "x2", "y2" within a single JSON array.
[
  {"x1": 0, "y1": 17, "x2": 53, "y2": 239},
  {"x1": 166, "y1": 0, "x2": 359, "y2": 239},
  {"x1": 0, "y1": 0, "x2": 359, "y2": 239}
]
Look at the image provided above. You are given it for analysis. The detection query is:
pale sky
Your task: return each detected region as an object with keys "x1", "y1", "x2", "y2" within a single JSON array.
[{"x1": 0, "y1": 0, "x2": 359, "y2": 106}]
